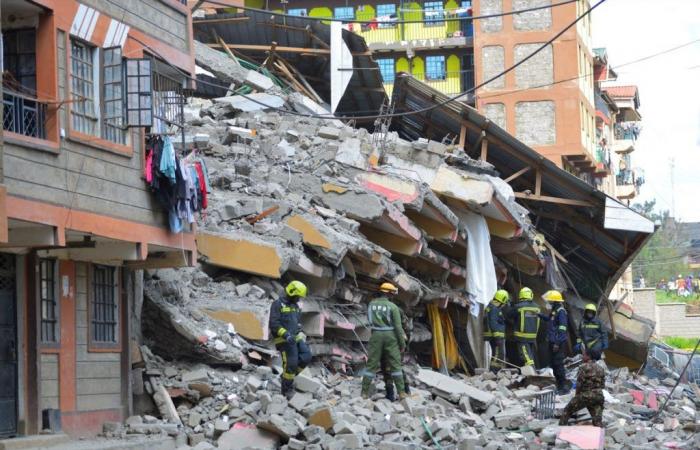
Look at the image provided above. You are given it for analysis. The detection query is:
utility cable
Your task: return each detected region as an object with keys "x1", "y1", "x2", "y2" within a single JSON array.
[
  {"x1": 131, "y1": 0, "x2": 608, "y2": 122},
  {"x1": 197, "y1": 0, "x2": 578, "y2": 25}
]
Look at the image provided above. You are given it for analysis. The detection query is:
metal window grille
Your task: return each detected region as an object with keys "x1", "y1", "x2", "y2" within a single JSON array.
[
  {"x1": 151, "y1": 68, "x2": 186, "y2": 133},
  {"x1": 70, "y1": 39, "x2": 98, "y2": 135},
  {"x1": 376, "y1": 58, "x2": 395, "y2": 83},
  {"x1": 534, "y1": 390, "x2": 556, "y2": 419},
  {"x1": 288, "y1": 8, "x2": 308, "y2": 16},
  {"x1": 92, "y1": 265, "x2": 117, "y2": 344},
  {"x1": 334, "y1": 6, "x2": 355, "y2": 20},
  {"x1": 426, "y1": 55, "x2": 446, "y2": 81},
  {"x1": 424, "y1": 1, "x2": 445, "y2": 26},
  {"x1": 101, "y1": 46, "x2": 126, "y2": 144},
  {"x1": 39, "y1": 259, "x2": 58, "y2": 343},
  {"x1": 126, "y1": 59, "x2": 153, "y2": 127}
]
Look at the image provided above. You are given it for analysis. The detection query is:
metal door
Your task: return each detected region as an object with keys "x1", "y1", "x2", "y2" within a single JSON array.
[{"x1": 0, "y1": 253, "x2": 17, "y2": 438}]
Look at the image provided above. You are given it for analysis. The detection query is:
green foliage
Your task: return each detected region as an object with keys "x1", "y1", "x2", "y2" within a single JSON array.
[
  {"x1": 662, "y1": 336, "x2": 699, "y2": 350},
  {"x1": 631, "y1": 200, "x2": 689, "y2": 284}
]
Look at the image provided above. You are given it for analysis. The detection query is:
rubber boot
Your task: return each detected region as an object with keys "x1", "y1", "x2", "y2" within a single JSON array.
[
  {"x1": 281, "y1": 378, "x2": 295, "y2": 400},
  {"x1": 385, "y1": 382, "x2": 396, "y2": 402}
]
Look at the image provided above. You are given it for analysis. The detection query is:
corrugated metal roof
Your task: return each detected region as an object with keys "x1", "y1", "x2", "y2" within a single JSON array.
[
  {"x1": 604, "y1": 85, "x2": 638, "y2": 99},
  {"x1": 390, "y1": 74, "x2": 655, "y2": 301},
  {"x1": 192, "y1": 10, "x2": 386, "y2": 123}
]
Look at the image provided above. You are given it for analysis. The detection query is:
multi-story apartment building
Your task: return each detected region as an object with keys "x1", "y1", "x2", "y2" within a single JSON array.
[
  {"x1": 257, "y1": 0, "x2": 476, "y2": 97},
  {"x1": 0, "y1": 0, "x2": 197, "y2": 439}
]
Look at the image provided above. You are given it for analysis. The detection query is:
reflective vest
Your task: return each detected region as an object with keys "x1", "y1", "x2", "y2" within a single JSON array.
[
  {"x1": 578, "y1": 317, "x2": 607, "y2": 352},
  {"x1": 545, "y1": 306, "x2": 568, "y2": 345},
  {"x1": 513, "y1": 300, "x2": 540, "y2": 342},
  {"x1": 269, "y1": 296, "x2": 302, "y2": 345},
  {"x1": 483, "y1": 302, "x2": 505, "y2": 338}
]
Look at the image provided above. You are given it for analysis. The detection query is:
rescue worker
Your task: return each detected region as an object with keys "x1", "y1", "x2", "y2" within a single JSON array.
[
  {"x1": 269, "y1": 280, "x2": 312, "y2": 399},
  {"x1": 381, "y1": 306, "x2": 411, "y2": 401},
  {"x1": 559, "y1": 351, "x2": 605, "y2": 427},
  {"x1": 361, "y1": 282, "x2": 407, "y2": 400},
  {"x1": 484, "y1": 289, "x2": 509, "y2": 372},
  {"x1": 508, "y1": 287, "x2": 540, "y2": 368},
  {"x1": 540, "y1": 290, "x2": 569, "y2": 394},
  {"x1": 575, "y1": 303, "x2": 608, "y2": 361}
]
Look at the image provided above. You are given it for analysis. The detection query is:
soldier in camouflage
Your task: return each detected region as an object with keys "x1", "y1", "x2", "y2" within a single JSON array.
[{"x1": 559, "y1": 352, "x2": 605, "y2": 427}]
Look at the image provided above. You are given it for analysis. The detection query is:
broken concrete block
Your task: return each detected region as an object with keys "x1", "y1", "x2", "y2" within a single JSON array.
[
  {"x1": 188, "y1": 412, "x2": 203, "y2": 428},
  {"x1": 416, "y1": 369, "x2": 495, "y2": 406},
  {"x1": 317, "y1": 126, "x2": 341, "y2": 140},
  {"x1": 218, "y1": 426, "x2": 280, "y2": 450},
  {"x1": 295, "y1": 369, "x2": 322, "y2": 394},
  {"x1": 308, "y1": 406, "x2": 334, "y2": 431},
  {"x1": 245, "y1": 70, "x2": 275, "y2": 91},
  {"x1": 289, "y1": 392, "x2": 313, "y2": 412},
  {"x1": 257, "y1": 414, "x2": 301, "y2": 441},
  {"x1": 288, "y1": 437, "x2": 307, "y2": 450},
  {"x1": 336, "y1": 432, "x2": 362, "y2": 449},
  {"x1": 182, "y1": 369, "x2": 209, "y2": 384}
]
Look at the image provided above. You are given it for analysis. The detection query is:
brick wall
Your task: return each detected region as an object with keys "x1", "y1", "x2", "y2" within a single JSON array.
[
  {"x1": 633, "y1": 288, "x2": 700, "y2": 338},
  {"x1": 515, "y1": 101, "x2": 556, "y2": 146},
  {"x1": 513, "y1": 0, "x2": 552, "y2": 31}
]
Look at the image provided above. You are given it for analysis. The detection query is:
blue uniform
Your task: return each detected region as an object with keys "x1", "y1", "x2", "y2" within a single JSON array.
[{"x1": 541, "y1": 305, "x2": 568, "y2": 391}]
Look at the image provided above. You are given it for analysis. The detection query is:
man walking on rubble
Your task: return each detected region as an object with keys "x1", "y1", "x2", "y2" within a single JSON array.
[
  {"x1": 559, "y1": 351, "x2": 605, "y2": 428},
  {"x1": 484, "y1": 289, "x2": 509, "y2": 372},
  {"x1": 381, "y1": 305, "x2": 411, "y2": 400},
  {"x1": 269, "y1": 280, "x2": 312, "y2": 399},
  {"x1": 575, "y1": 303, "x2": 608, "y2": 361},
  {"x1": 509, "y1": 287, "x2": 540, "y2": 368},
  {"x1": 540, "y1": 290, "x2": 569, "y2": 394},
  {"x1": 361, "y1": 282, "x2": 407, "y2": 400}
]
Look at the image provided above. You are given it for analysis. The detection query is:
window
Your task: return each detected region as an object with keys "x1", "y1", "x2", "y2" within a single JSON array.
[
  {"x1": 424, "y1": 1, "x2": 445, "y2": 26},
  {"x1": 377, "y1": 58, "x2": 395, "y2": 83},
  {"x1": 426, "y1": 55, "x2": 446, "y2": 80},
  {"x1": 70, "y1": 38, "x2": 129, "y2": 145},
  {"x1": 102, "y1": 47, "x2": 126, "y2": 144},
  {"x1": 39, "y1": 259, "x2": 58, "y2": 344},
  {"x1": 376, "y1": 4, "x2": 396, "y2": 27},
  {"x1": 91, "y1": 265, "x2": 118, "y2": 345},
  {"x1": 71, "y1": 39, "x2": 98, "y2": 136},
  {"x1": 334, "y1": 6, "x2": 355, "y2": 20},
  {"x1": 288, "y1": 8, "x2": 307, "y2": 16}
]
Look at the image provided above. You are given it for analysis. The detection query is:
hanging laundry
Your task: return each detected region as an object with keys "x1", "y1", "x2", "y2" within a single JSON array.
[{"x1": 159, "y1": 136, "x2": 177, "y2": 184}]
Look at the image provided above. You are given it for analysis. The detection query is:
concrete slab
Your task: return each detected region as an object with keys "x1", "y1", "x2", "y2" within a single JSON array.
[
  {"x1": 196, "y1": 232, "x2": 285, "y2": 278},
  {"x1": 214, "y1": 93, "x2": 285, "y2": 112},
  {"x1": 557, "y1": 426, "x2": 604, "y2": 450},
  {"x1": 218, "y1": 425, "x2": 280, "y2": 450},
  {"x1": 416, "y1": 369, "x2": 495, "y2": 406}
]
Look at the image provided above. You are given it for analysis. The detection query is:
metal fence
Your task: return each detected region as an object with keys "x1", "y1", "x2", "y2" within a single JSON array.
[{"x1": 2, "y1": 90, "x2": 47, "y2": 139}]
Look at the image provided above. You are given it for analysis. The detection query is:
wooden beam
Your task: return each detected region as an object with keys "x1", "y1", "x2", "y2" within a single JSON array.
[
  {"x1": 504, "y1": 166, "x2": 531, "y2": 183},
  {"x1": 514, "y1": 192, "x2": 594, "y2": 207},
  {"x1": 468, "y1": 129, "x2": 484, "y2": 157},
  {"x1": 535, "y1": 169, "x2": 542, "y2": 196},
  {"x1": 208, "y1": 43, "x2": 371, "y2": 56},
  {"x1": 480, "y1": 137, "x2": 489, "y2": 162},
  {"x1": 257, "y1": 22, "x2": 331, "y2": 49},
  {"x1": 458, "y1": 125, "x2": 467, "y2": 151}
]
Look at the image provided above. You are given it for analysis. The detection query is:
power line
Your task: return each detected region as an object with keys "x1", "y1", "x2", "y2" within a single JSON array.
[
  {"x1": 198, "y1": 0, "x2": 578, "y2": 25},
  {"x1": 132, "y1": 0, "x2": 608, "y2": 121}
]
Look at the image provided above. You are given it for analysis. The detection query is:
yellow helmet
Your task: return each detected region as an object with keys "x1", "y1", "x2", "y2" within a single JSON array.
[
  {"x1": 584, "y1": 303, "x2": 597, "y2": 313},
  {"x1": 542, "y1": 290, "x2": 564, "y2": 302},
  {"x1": 379, "y1": 282, "x2": 398, "y2": 294},
  {"x1": 285, "y1": 280, "x2": 308, "y2": 298},
  {"x1": 518, "y1": 287, "x2": 534, "y2": 301},
  {"x1": 493, "y1": 289, "x2": 510, "y2": 304}
]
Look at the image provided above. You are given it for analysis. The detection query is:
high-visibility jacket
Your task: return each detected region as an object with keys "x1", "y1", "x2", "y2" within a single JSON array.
[
  {"x1": 367, "y1": 297, "x2": 406, "y2": 349},
  {"x1": 483, "y1": 301, "x2": 505, "y2": 339},
  {"x1": 544, "y1": 305, "x2": 568, "y2": 345},
  {"x1": 509, "y1": 300, "x2": 540, "y2": 342},
  {"x1": 269, "y1": 296, "x2": 303, "y2": 345},
  {"x1": 577, "y1": 317, "x2": 608, "y2": 352}
]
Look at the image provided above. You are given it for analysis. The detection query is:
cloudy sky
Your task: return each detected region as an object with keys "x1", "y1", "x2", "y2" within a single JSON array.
[{"x1": 592, "y1": 0, "x2": 700, "y2": 221}]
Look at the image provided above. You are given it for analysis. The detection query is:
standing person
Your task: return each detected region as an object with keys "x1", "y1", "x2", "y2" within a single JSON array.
[
  {"x1": 540, "y1": 290, "x2": 569, "y2": 394},
  {"x1": 361, "y1": 283, "x2": 407, "y2": 400},
  {"x1": 509, "y1": 287, "x2": 541, "y2": 368},
  {"x1": 559, "y1": 352, "x2": 606, "y2": 427},
  {"x1": 269, "y1": 281, "x2": 312, "y2": 399},
  {"x1": 483, "y1": 289, "x2": 509, "y2": 372},
  {"x1": 575, "y1": 303, "x2": 608, "y2": 361},
  {"x1": 677, "y1": 275, "x2": 685, "y2": 297},
  {"x1": 381, "y1": 305, "x2": 411, "y2": 400}
]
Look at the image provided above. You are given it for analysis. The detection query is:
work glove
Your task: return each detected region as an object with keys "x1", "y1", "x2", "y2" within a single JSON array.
[
  {"x1": 285, "y1": 334, "x2": 295, "y2": 345},
  {"x1": 295, "y1": 332, "x2": 306, "y2": 342}
]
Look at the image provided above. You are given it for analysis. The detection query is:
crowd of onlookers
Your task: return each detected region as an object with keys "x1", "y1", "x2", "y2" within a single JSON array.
[{"x1": 654, "y1": 275, "x2": 700, "y2": 298}]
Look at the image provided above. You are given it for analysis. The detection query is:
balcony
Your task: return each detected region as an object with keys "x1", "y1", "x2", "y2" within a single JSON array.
[
  {"x1": 616, "y1": 168, "x2": 643, "y2": 200},
  {"x1": 383, "y1": 71, "x2": 474, "y2": 101},
  {"x1": 350, "y1": 8, "x2": 474, "y2": 52},
  {"x1": 3, "y1": 90, "x2": 47, "y2": 140}
]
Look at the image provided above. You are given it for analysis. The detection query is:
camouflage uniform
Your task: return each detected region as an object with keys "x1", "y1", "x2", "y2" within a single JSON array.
[{"x1": 559, "y1": 360, "x2": 605, "y2": 427}]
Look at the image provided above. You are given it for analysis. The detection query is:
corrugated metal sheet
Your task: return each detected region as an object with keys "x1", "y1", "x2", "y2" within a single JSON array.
[
  {"x1": 193, "y1": 10, "x2": 386, "y2": 123},
  {"x1": 390, "y1": 74, "x2": 655, "y2": 301}
]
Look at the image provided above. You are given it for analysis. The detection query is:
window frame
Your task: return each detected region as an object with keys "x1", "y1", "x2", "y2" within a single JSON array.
[
  {"x1": 376, "y1": 58, "x2": 396, "y2": 83},
  {"x1": 376, "y1": 3, "x2": 397, "y2": 28},
  {"x1": 334, "y1": 6, "x2": 355, "y2": 21},
  {"x1": 88, "y1": 264, "x2": 120, "y2": 351},
  {"x1": 70, "y1": 37, "x2": 99, "y2": 137},
  {"x1": 424, "y1": 1, "x2": 445, "y2": 26},
  {"x1": 38, "y1": 258, "x2": 60, "y2": 347},
  {"x1": 101, "y1": 46, "x2": 127, "y2": 145},
  {"x1": 425, "y1": 55, "x2": 447, "y2": 81}
]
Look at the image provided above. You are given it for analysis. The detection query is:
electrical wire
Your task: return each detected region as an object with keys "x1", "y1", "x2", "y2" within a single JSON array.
[
  {"x1": 132, "y1": 0, "x2": 608, "y2": 121},
  {"x1": 198, "y1": 0, "x2": 578, "y2": 25}
]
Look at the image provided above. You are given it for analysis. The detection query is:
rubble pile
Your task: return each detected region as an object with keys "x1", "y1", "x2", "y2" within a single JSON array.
[{"x1": 116, "y1": 348, "x2": 699, "y2": 449}]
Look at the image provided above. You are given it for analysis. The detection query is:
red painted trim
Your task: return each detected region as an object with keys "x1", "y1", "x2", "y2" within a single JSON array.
[
  {"x1": 6, "y1": 195, "x2": 196, "y2": 252},
  {"x1": 66, "y1": 131, "x2": 134, "y2": 158},
  {"x1": 360, "y1": 179, "x2": 420, "y2": 204},
  {"x1": 3, "y1": 132, "x2": 60, "y2": 153},
  {"x1": 59, "y1": 261, "x2": 77, "y2": 412}
]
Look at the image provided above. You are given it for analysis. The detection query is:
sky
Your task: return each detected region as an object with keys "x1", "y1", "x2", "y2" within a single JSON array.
[{"x1": 592, "y1": 0, "x2": 700, "y2": 222}]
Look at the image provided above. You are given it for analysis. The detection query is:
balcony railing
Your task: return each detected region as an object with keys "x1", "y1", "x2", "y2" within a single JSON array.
[
  {"x1": 348, "y1": 9, "x2": 473, "y2": 46},
  {"x1": 3, "y1": 90, "x2": 47, "y2": 139},
  {"x1": 615, "y1": 122, "x2": 641, "y2": 141},
  {"x1": 383, "y1": 71, "x2": 473, "y2": 98}
]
